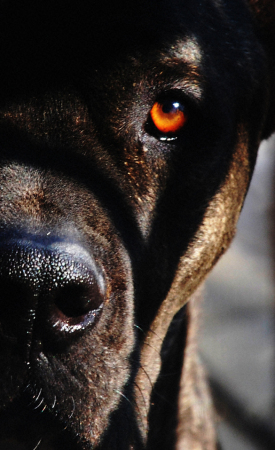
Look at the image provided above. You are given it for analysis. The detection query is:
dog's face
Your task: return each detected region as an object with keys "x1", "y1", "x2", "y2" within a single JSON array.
[{"x1": 0, "y1": 1, "x2": 274, "y2": 449}]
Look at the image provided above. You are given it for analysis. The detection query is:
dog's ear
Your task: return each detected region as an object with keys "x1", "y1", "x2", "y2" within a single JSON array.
[{"x1": 247, "y1": 0, "x2": 275, "y2": 137}]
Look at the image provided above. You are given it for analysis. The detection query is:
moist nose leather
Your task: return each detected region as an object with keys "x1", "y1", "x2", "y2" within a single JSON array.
[{"x1": 0, "y1": 239, "x2": 106, "y2": 341}]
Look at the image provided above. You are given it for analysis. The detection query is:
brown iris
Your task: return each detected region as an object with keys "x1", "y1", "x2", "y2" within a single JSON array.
[{"x1": 150, "y1": 100, "x2": 187, "y2": 134}]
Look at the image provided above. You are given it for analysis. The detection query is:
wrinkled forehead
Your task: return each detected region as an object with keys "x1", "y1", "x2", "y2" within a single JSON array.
[
  {"x1": 0, "y1": 0, "x2": 263, "y2": 107},
  {"x1": 0, "y1": 1, "x2": 200, "y2": 66}
]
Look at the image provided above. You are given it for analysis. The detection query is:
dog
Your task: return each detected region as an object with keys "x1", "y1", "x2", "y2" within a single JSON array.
[{"x1": 0, "y1": 1, "x2": 274, "y2": 449}]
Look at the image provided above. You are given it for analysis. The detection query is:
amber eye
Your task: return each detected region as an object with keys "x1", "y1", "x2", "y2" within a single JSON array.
[{"x1": 150, "y1": 100, "x2": 187, "y2": 134}]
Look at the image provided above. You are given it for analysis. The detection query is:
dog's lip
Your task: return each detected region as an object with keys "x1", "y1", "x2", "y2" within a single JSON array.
[
  {"x1": 0, "y1": 438, "x2": 28, "y2": 449},
  {"x1": 0, "y1": 391, "x2": 74, "y2": 449}
]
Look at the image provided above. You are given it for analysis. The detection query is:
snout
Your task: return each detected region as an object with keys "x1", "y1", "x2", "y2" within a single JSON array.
[{"x1": 0, "y1": 236, "x2": 106, "y2": 345}]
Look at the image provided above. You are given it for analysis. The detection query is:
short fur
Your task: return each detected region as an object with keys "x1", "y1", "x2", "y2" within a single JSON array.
[{"x1": 0, "y1": 1, "x2": 274, "y2": 449}]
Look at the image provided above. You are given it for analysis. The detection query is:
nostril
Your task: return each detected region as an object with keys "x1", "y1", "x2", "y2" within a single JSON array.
[
  {"x1": 45, "y1": 278, "x2": 104, "y2": 337},
  {"x1": 54, "y1": 285, "x2": 98, "y2": 317},
  {"x1": 54, "y1": 282, "x2": 104, "y2": 318},
  {"x1": 46, "y1": 255, "x2": 106, "y2": 334}
]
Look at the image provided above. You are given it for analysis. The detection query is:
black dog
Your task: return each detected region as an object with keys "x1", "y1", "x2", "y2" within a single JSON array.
[{"x1": 0, "y1": 1, "x2": 274, "y2": 449}]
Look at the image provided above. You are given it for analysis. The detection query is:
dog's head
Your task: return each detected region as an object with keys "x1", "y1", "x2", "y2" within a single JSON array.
[{"x1": 0, "y1": 1, "x2": 274, "y2": 449}]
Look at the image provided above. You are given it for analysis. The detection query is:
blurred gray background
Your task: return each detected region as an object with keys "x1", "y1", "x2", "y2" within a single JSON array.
[{"x1": 200, "y1": 136, "x2": 275, "y2": 449}]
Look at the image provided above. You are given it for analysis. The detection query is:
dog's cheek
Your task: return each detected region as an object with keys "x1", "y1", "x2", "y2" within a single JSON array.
[
  {"x1": 30, "y1": 258, "x2": 135, "y2": 446},
  {"x1": 0, "y1": 162, "x2": 136, "y2": 445}
]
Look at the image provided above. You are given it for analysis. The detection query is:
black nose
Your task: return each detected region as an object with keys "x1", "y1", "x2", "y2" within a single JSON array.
[{"x1": 0, "y1": 237, "x2": 105, "y2": 342}]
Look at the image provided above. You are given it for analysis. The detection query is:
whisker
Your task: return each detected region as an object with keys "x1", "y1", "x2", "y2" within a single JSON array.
[
  {"x1": 138, "y1": 365, "x2": 153, "y2": 389},
  {"x1": 34, "y1": 388, "x2": 42, "y2": 403},
  {"x1": 147, "y1": 327, "x2": 163, "y2": 341},
  {"x1": 143, "y1": 341, "x2": 160, "y2": 355},
  {"x1": 114, "y1": 389, "x2": 132, "y2": 405},
  {"x1": 133, "y1": 381, "x2": 147, "y2": 409},
  {"x1": 134, "y1": 324, "x2": 144, "y2": 333},
  {"x1": 32, "y1": 438, "x2": 42, "y2": 450},
  {"x1": 23, "y1": 383, "x2": 31, "y2": 393},
  {"x1": 33, "y1": 397, "x2": 45, "y2": 410},
  {"x1": 68, "y1": 396, "x2": 76, "y2": 420},
  {"x1": 51, "y1": 395, "x2": 57, "y2": 409}
]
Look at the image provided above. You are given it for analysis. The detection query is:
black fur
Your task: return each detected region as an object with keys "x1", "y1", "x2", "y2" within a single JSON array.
[{"x1": 0, "y1": 1, "x2": 274, "y2": 449}]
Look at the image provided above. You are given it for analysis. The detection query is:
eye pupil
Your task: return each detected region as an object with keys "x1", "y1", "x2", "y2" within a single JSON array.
[
  {"x1": 150, "y1": 99, "x2": 187, "y2": 135},
  {"x1": 162, "y1": 101, "x2": 181, "y2": 114}
]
